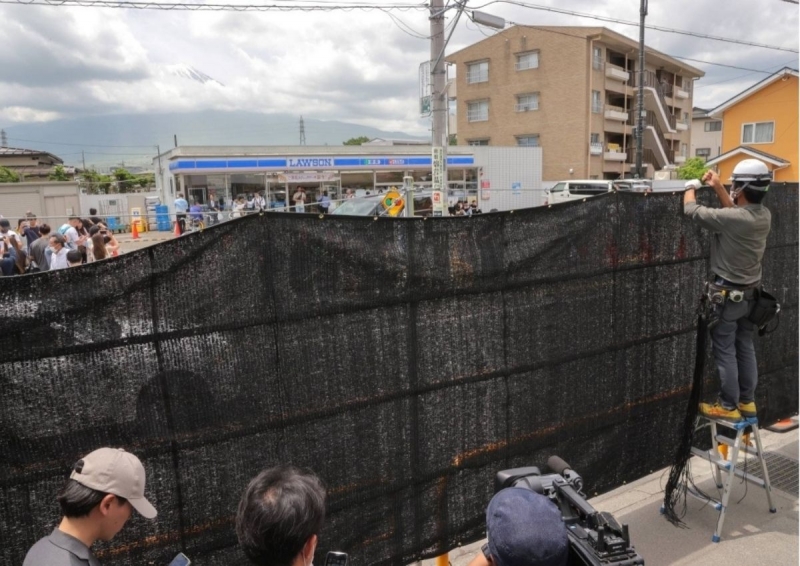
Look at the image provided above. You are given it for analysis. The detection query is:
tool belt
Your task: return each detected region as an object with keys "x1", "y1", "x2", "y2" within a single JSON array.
[{"x1": 704, "y1": 278, "x2": 780, "y2": 335}]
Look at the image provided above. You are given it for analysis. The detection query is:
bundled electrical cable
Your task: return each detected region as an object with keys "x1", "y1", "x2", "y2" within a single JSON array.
[{"x1": 662, "y1": 298, "x2": 708, "y2": 526}]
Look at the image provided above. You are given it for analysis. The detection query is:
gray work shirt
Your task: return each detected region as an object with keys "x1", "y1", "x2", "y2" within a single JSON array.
[
  {"x1": 684, "y1": 201, "x2": 771, "y2": 285},
  {"x1": 23, "y1": 528, "x2": 101, "y2": 566}
]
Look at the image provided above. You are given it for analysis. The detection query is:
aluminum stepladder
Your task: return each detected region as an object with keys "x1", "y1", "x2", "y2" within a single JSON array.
[{"x1": 687, "y1": 415, "x2": 776, "y2": 542}]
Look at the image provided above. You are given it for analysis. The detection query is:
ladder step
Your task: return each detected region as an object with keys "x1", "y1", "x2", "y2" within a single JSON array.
[
  {"x1": 690, "y1": 448, "x2": 768, "y2": 488},
  {"x1": 714, "y1": 435, "x2": 760, "y2": 458},
  {"x1": 686, "y1": 486, "x2": 722, "y2": 509}
]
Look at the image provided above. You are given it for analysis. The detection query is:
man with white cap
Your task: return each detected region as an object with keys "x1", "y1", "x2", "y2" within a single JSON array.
[{"x1": 23, "y1": 447, "x2": 157, "y2": 566}]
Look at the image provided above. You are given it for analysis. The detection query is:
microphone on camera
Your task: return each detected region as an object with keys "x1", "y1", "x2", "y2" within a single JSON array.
[{"x1": 548, "y1": 456, "x2": 584, "y2": 493}]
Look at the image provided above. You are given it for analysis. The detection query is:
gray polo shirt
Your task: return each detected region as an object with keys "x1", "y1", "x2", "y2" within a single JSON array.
[
  {"x1": 684, "y1": 201, "x2": 771, "y2": 285},
  {"x1": 23, "y1": 528, "x2": 101, "y2": 566}
]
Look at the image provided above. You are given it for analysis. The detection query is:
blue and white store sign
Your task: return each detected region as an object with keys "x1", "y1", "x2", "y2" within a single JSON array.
[{"x1": 169, "y1": 155, "x2": 475, "y2": 173}]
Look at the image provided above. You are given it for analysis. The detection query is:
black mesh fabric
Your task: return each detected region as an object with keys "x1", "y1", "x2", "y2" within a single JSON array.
[{"x1": 1, "y1": 187, "x2": 797, "y2": 566}]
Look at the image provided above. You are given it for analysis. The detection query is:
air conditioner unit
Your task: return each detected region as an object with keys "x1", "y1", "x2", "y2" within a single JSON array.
[{"x1": 654, "y1": 171, "x2": 671, "y2": 181}]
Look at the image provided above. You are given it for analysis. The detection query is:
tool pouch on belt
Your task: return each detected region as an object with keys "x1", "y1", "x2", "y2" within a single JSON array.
[{"x1": 748, "y1": 287, "x2": 780, "y2": 336}]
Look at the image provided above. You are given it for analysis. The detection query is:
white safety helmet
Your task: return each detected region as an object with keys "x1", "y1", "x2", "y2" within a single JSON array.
[{"x1": 730, "y1": 158, "x2": 771, "y2": 192}]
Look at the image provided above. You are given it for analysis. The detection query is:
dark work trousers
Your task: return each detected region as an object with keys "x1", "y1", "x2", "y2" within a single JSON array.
[{"x1": 710, "y1": 298, "x2": 757, "y2": 409}]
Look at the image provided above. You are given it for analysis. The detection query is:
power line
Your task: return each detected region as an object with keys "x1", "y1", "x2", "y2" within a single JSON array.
[
  {"x1": 0, "y1": 0, "x2": 428, "y2": 10},
  {"x1": 695, "y1": 58, "x2": 798, "y2": 89},
  {"x1": 672, "y1": 56, "x2": 781, "y2": 74},
  {"x1": 475, "y1": 0, "x2": 799, "y2": 53}
]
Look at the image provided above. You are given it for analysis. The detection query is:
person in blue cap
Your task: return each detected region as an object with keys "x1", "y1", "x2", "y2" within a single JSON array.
[{"x1": 469, "y1": 488, "x2": 569, "y2": 566}]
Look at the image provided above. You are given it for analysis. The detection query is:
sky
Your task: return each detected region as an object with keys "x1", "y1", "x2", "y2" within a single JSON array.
[{"x1": 0, "y1": 0, "x2": 798, "y2": 139}]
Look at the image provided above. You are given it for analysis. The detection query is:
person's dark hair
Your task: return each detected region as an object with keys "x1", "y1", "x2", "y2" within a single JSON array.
[
  {"x1": 57, "y1": 479, "x2": 127, "y2": 518},
  {"x1": 236, "y1": 466, "x2": 326, "y2": 566},
  {"x1": 89, "y1": 225, "x2": 101, "y2": 236},
  {"x1": 39, "y1": 224, "x2": 51, "y2": 236},
  {"x1": 91, "y1": 234, "x2": 107, "y2": 260},
  {"x1": 89, "y1": 208, "x2": 97, "y2": 215},
  {"x1": 66, "y1": 249, "x2": 83, "y2": 264},
  {"x1": 0, "y1": 219, "x2": 9, "y2": 228},
  {"x1": 50, "y1": 234, "x2": 66, "y2": 246},
  {"x1": 742, "y1": 187, "x2": 766, "y2": 204},
  {"x1": 69, "y1": 216, "x2": 79, "y2": 221}
]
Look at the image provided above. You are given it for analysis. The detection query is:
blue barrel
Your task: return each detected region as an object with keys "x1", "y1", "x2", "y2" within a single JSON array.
[
  {"x1": 155, "y1": 205, "x2": 171, "y2": 231},
  {"x1": 106, "y1": 217, "x2": 120, "y2": 232}
]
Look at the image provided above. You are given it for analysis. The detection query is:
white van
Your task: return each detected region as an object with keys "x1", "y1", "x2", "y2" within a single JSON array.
[
  {"x1": 544, "y1": 179, "x2": 651, "y2": 205},
  {"x1": 544, "y1": 180, "x2": 615, "y2": 205}
]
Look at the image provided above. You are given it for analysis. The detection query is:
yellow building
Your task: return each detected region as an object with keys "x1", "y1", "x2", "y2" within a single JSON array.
[{"x1": 706, "y1": 68, "x2": 798, "y2": 182}]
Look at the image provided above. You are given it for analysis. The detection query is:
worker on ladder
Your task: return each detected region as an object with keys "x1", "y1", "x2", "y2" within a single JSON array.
[{"x1": 683, "y1": 159, "x2": 773, "y2": 422}]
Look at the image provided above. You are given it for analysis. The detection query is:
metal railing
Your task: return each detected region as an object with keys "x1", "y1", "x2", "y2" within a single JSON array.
[
  {"x1": 627, "y1": 110, "x2": 675, "y2": 164},
  {"x1": 466, "y1": 70, "x2": 489, "y2": 83},
  {"x1": 631, "y1": 70, "x2": 677, "y2": 130}
]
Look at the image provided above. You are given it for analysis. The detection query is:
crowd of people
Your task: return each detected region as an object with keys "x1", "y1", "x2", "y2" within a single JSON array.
[
  {"x1": 0, "y1": 208, "x2": 120, "y2": 276},
  {"x1": 23, "y1": 447, "x2": 570, "y2": 566}
]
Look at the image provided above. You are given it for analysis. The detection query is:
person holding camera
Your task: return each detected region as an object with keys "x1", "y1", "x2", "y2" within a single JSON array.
[
  {"x1": 684, "y1": 159, "x2": 772, "y2": 422},
  {"x1": 23, "y1": 447, "x2": 157, "y2": 566},
  {"x1": 469, "y1": 488, "x2": 568, "y2": 566},
  {"x1": 236, "y1": 465, "x2": 326, "y2": 566}
]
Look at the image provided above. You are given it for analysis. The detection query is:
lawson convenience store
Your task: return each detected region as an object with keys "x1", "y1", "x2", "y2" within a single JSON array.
[{"x1": 155, "y1": 146, "x2": 480, "y2": 211}]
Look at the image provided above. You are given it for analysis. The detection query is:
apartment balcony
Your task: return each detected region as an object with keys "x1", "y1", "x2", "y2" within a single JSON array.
[
  {"x1": 632, "y1": 71, "x2": 678, "y2": 133},
  {"x1": 676, "y1": 121, "x2": 689, "y2": 131},
  {"x1": 605, "y1": 63, "x2": 630, "y2": 82},
  {"x1": 590, "y1": 142, "x2": 603, "y2": 155},
  {"x1": 604, "y1": 144, "x2": 627, "y2": 161},
  {"x1": 676, "y1": 88, "x2": 689, "y2": 100},
  {"x1": 604, "y1": 106, "x2": 628, "y2": 122}
]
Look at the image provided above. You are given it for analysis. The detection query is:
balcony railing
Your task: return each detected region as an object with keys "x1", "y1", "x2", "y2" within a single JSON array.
[
  {"x1": 626, "y1": 146, "x2": 658, "y2": 168},
  {"x1": 515, "y1": 103, "x2": 538, "y2": 112},
  {"x1": 590, "y1": 142, "x2": 604, "y2": 155},
  {"x1": 604, "y1": 105, "x2": 628, "y2": 121},
  {"x1": 627, "y1": 110, "x2": 675, "y2": 164},
  {"x1": 592, "y1": 56, "x2": 603, "y2": 70},
  {"x1": 591, "y1": 102, "x2": 603, "y2": 114},
  {"x1": 605, "y1": 63, "x2": 630, "y2": 82}
]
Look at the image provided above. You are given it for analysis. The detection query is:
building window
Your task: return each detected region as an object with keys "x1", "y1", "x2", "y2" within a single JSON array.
[
  {"x1": 696, "y1": 148, "x2": 711, "y2": 159},
  {"x1": 592, "y1": 47, "x2": 602, "y2": 70},
  {"x1": 704, "y1": 121, "x2": 722, "y2": 132},
  {"x1": 515, "y1": 51, "x2": 539, "y2": 71},
  {"x1": 591, "y1": 90, "x2": 602, "y2": 113},
  {"x1": 467, "y1": 100, "x2": 489, "y2": 122},
  {"x1": 466, "y1": 61, "x2": 489, "y2": 84},
  {"x1": 468, "y1": 139, "x2": 489, "y2": 146},
  {"x1": 742, "y1": 121, "x2": 774, "y2": 144},
  {"x1": 590, "y1": 133, "x2": 600, "y2": 143},
  {"x1": 681, "y1": 143, "x2": 688, "y2": 157},
  {"x1": 516, "y1": 135, "x2": 540, "y2": 147},
  {"x1": 515, "y1": 93, "x2": 539, "y2": 112}
]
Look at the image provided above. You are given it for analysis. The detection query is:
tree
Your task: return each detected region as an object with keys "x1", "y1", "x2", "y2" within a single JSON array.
[
  {"x1": 343, "y1": 136, "x2": 370, "y2": 146},
  {"x1": 677, "y1": 157, "x2": 708, "y2": 180},
  {"x1": 81, "y1": 169, "x2": 113, "y2": 194},
  {"x1": 48, "y1": 165, "x2": 70, "y2": 181},
  {"x1": 0, "y1": 166, "x2": 20, "y2": 183},
  {"x1": 112, "y1": 167, "x2": 136, "y2": 193}
]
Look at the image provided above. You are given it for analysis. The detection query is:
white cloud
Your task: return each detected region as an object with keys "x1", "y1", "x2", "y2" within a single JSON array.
[{"x1": 0, "y1": 0, "x2": 797, "y2": 133}]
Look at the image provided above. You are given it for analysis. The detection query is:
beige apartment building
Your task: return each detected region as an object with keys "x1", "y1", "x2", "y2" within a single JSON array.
[{"x1": 446, "y1": 26, "x2": 704, "y2": 180}]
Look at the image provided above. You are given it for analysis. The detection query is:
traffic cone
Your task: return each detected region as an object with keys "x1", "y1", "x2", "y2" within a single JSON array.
[
  {"x1": 174, "y1": 220, "x2": 182, "y2": 237},
  {"x1": 132, "y1": 220, "x2": 140, "y2": 240}
]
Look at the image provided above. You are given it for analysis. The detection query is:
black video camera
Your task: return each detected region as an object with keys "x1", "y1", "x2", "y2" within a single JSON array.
[{"x1": 495, "y1": 457, "x2": 644, "y2": 566}]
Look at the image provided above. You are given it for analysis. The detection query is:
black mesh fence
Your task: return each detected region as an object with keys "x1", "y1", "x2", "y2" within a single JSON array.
[{"x1": 1, "y1": 186, "x2": 797, "y2": 566}]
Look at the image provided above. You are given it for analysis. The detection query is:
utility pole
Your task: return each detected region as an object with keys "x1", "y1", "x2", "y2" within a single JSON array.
[
  {"x1": 635, "y1": 0, "x2": 647, "y2": 179},
  {"x1": 82, "y1": 150, "x2": 86, "y2": 172},
  {"x1": 299, "y1": 116, "x2": 306, "y2": 146},
  {"x1": 0, "y1": 129, "x2": 7, "y2": 148},
  {"x1": 430, "y1": 0, "x2": 447, "y2": 149}
]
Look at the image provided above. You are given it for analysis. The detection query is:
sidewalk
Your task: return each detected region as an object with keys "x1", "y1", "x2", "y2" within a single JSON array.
[{"x1": 421, "y1": 427, "x2": 798, "y2": 566}]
